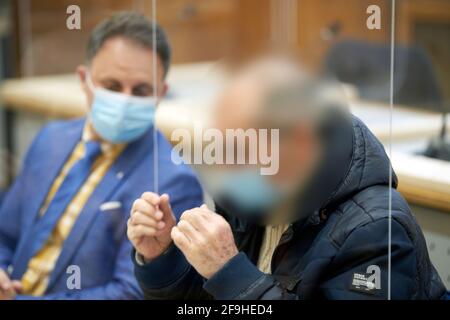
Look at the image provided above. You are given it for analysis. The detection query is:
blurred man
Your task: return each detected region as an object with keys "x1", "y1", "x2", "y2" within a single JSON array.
[
  {"x1": 0, "y1": 12, "x2": 203, "y2": 300},
  {"x1": 129, "y1": 58, "x2": 446, "y2": 300}
]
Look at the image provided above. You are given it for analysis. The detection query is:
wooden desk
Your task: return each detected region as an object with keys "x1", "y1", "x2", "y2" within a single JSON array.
[
  {"x1": 392, "y1": 152, "x2": 450, "y2": 212},
  {"x1": 350, "y1": 100, "x2": 450, "y2": 143},
  {"x1": 0, "y1": 63, "x2": 449, "y2": 212}
]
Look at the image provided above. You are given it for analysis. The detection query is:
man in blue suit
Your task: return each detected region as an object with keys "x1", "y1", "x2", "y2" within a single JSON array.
[{"x1": 0, "y1": 12, "x2": 203, "y2": 299}]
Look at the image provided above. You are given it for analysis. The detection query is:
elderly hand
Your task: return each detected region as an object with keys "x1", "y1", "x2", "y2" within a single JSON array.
[{"x1": 171, "y1": 205, "x2": 239, "y2": 279}]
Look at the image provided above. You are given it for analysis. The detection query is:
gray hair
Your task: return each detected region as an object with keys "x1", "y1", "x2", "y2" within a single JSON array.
[{"x1": 230, "y1": 57, "x2": 352, "y2": 147}]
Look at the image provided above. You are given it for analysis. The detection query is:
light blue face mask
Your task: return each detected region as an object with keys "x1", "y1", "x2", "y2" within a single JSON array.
[
  {"x1": 87, "y1": 75, "x2": 157, "y2": 143},
  {"x1": 217, "y1": 169, "x2": 282, "y2": 214}
]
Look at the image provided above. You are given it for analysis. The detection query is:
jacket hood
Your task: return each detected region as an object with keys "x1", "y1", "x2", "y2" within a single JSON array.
[{"x1": 295, "y1": 114, "x2": 397, "y2": 225}]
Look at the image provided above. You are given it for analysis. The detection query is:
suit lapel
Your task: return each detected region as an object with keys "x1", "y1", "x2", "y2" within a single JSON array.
[
  {"x1": 11, "y1": 120, "x2": 84, "y2": 279},
  {"x1": 46, "y1": 130, "x2": 154, "y2": 291}
]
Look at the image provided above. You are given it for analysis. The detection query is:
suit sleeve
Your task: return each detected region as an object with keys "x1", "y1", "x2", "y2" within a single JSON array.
[
  {"x1": 0, "y1": 126, "x2": 47, "y2": 270},
  {"x1": 16, "y1": 233, "x2": 142, "y2": 300},
  {"x1": 0, "y1": 175, "x2": 25, "y2": 270}
]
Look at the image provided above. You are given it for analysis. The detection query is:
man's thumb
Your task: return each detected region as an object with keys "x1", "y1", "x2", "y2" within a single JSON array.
[{"x1": 159, "y1": 194, "x2": 173, "y2": 219}]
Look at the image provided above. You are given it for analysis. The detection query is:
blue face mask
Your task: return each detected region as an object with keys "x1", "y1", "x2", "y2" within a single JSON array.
[
  {"x1": 216, "y1": 169, "x2": 282, "y2": 215},
  {"x1": 87, "y1": 75, "x2": 157, "y2": 143}
]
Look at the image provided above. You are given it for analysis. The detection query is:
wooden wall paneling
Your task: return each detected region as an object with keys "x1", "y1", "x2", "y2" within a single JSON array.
[
  {"x1": 14, "y1": 0, "x2": 135, "y2": 76},
  {"x1": 296, "y1": 0, "x2": 390, "y2": 70},
  {"x1": 142, "y1": 0, "x2": 241, "y2": 63},
  {"x1": 14, "y1": 0, "x2": 450, "y2": 78},
  {"x1": 397, "y1": 0, "x2": 450, "y2": 43}
]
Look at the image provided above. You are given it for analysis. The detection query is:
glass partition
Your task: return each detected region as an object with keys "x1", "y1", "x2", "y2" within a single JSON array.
[{"x1": 0, "y1": 0, "x2": 448, "y2": 301}]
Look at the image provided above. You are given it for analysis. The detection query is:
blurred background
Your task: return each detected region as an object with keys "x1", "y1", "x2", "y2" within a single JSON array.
[{"x1": 0, "y1": 0, "x2": 449, "y2": 289}]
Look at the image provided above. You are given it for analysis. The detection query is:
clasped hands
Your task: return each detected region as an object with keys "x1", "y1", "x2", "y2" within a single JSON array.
[{"x1": 127, "y1": 192, "x2": 238, "y2": 279}]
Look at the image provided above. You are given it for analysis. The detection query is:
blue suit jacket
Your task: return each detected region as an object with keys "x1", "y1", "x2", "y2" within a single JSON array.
[{"x1": 0, "y1": 118, "x2": 204, "y2": 299}]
